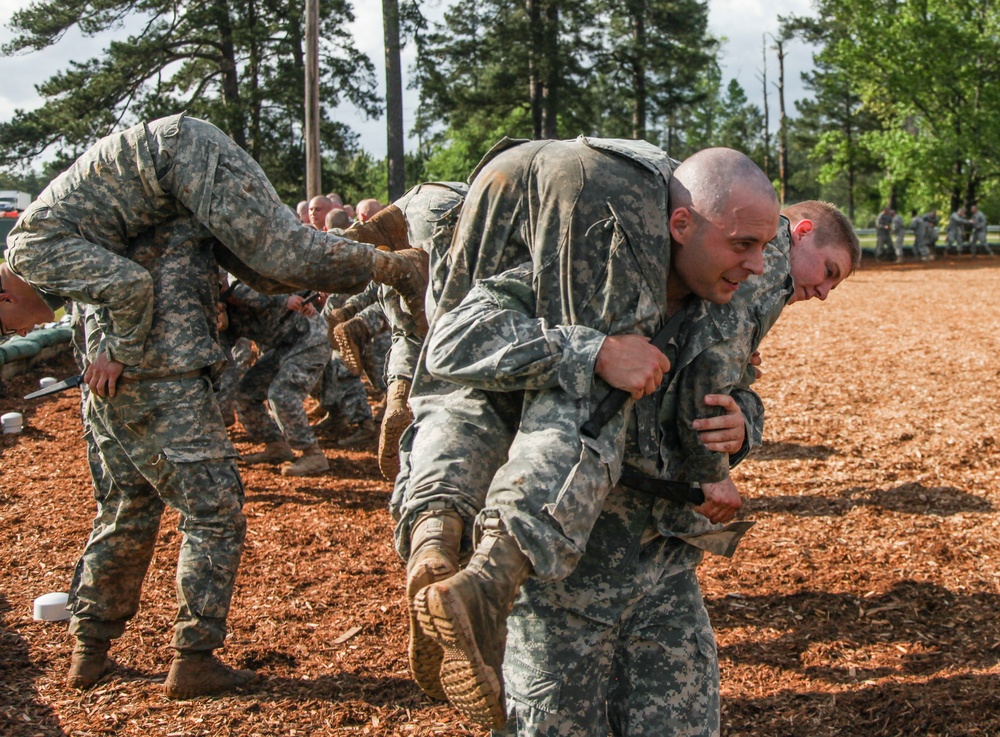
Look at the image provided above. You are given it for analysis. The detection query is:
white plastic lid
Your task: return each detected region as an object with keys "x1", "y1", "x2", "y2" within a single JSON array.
[{"x1": 33, "y1": 592, "x2": 71, "y2": 621}]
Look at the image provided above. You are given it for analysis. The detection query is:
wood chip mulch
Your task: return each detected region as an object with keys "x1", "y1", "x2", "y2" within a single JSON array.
[{"x1": 2, "y1": 256, "x2": 999, "y2": 736}]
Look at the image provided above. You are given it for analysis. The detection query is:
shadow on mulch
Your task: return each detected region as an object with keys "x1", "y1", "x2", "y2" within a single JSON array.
[
  {"x1": 247, "y1": 484, "x2": 390, "y2": 510},
  {"x1": 752, "y1": 483, "x2": 992, "y2": 517},
  {"x1": 752, "y1": 441, "x2": 838, "y2": 461},
  {"x1": 712, "y1": 579, "x2": 1000, "y2": 680},
  {"x1": 723, "y1": 672, "x2": 1000, "y2": 737},
  {"x1": 0, "y1": 595, "x2": 68, "y2": 737}
]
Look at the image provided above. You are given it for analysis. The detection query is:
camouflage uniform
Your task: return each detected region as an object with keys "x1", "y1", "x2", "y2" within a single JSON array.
[
  {"x1": 318, "y1": 294, "x2": 373, "y2": 426},
  {"x1": 226, "y1": 284, "x2": 329, "y2": 451},
  {"x1": 8, "y1": 209, "x2": 245, "y2": 652},
  {"x1": 4, "y1": 113, "x2": 384, "y2": 655},
  {"x1": 969, "y1": 210, "x2": 992, "y2": 256},
  {"x1": 910, "y1": 213, "x2": 931, "y2": 260},
  {"x1": 384, "y1": 182, "x2": 469, "y2": 384},
  {"x1": 426, "y1": 220, "x2": 792, "y2": 735},
  {"x1": 216, "y1": 336, "x2": 255, "y2": 424},
  {"x1": 945, "y1": 210, "x2": 972, "y2": 254}
]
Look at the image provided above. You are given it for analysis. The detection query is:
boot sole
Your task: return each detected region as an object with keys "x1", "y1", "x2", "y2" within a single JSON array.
[
  {"x1": 413, "y1": 585, "x2": 506, "y2": 730},
  {"x1": 406, "y1": 558, "x2": 455, "y2": 701},
  {"x1": 334, "y1": 328, "x2": 365, "y2": 377},
  {"x1": 377, "y1": 409, "x2": 411, "y2": 481}
]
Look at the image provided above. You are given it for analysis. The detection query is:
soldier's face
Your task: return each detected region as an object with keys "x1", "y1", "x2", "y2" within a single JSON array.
[
  {"x1": 0, "y1": 266, "x2": 55, "y2": 336},
  {"x1": 309, "y1": 201, "x2": 333, "y2": 229},
  {"x1": 788, "y1": 232, "x2": 854, "y2": 304},
  {"x1": 669, "y1": 188, "x2": 778, "y2": 304}
]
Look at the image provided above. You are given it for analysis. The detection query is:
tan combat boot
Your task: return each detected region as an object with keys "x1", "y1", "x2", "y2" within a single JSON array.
[
  {"x1": 371, "y1": 248, "x2": 430, "y2": 337},
  {"x1": 240, "y1": 439, "x2": 295, "y2": 465},
  {"x1": 164, "y1": 651, "x2": 257, "y2": 699},
  {"x1": 333, "y1": 316, "x2": 372, "y2": 378},
  {"x1": 413, "y1": 523, "x2": 532, "y2": 729},
  {"x1": 344, "y1": 203, "x2": 411, "y2": 251},
  {"x1": 378, "y1": 379, "x2": 412, "y2": 481},
  {"x1": 325, "y1": 304, "x2": 358, "y2": 347},
  {"x1": 280, "y1": 444, "x2": 329, "y2": 476},
  {"x1": 406, "y1": 508, "x2": 464, "y2": 700},
  {"x1": 66, "y1": 637, "x2": 113, "y2": 689},
  {"x1": 335, "y1": 418, "x2": 378, "y2": 448}
]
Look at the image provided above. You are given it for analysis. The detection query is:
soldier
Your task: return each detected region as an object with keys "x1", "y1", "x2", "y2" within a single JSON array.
[
  {"x1": 874, "y1": 206, "x2": 893, "y2": 260},
  {"x1": 388, "y1": 139, "x2": 777, "y2": 727},
  {"x1": 1, "y1": 113, "x2": 423, "y2": 697},
  {"x1": 417, "y1": 199, "x2": 858, "y2": 734},
  {"x1": 227, "y1": 283, "x2": 331, "y2": 476},
  {"x1": 945, "y1": 207, "x2": 973, "y2": 255},
  {"x1": 909, "y1": 209, "x2": 931, "y2": 261},
  {"x1": 969, "y1": 205, "x2": 993, "y2": 256}
]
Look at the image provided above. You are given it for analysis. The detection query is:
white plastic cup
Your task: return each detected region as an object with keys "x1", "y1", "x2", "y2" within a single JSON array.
[
  {"x1": 33, "y1": 592, "x2": 71, "y2": 621},
  {"x1": 39, "y1": 377, "x2": 57, "y2": 388}
]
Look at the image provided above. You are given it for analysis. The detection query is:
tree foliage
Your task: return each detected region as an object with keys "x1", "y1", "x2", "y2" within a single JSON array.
[{"x1": 1, "y1": 0, "x2": 381, "y2": 200}]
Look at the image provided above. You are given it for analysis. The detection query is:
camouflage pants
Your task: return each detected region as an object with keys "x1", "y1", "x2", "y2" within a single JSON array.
[
  {"x1": 217, "y1": 337, "x2": 254, "y2": 420},
  {"x1": 319, "y1": 350, "x2": 374, "y2": 425},
  {"x1": 498, "y1": 489, "x2": 717, "y2": 737},
  {"x1": 236, "y1": 338, "x2": 329, "y2": 449},
  {"x1": 68, "y1": 375, "x2": 245, "y2": 652}
]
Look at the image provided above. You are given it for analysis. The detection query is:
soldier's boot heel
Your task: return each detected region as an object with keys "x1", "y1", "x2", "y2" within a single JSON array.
[
  {"x1": 164, "y1": 651, "x2": 257, "y2": 699},
  {"x1": 67, "y1": 637, "x2": 114, "y2": 690}
]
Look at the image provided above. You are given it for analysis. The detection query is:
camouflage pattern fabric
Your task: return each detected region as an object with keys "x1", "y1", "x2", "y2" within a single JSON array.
[
  {"x1": 226, "y1": 284, "x2": 330, "y2": 450},
  {"x1": 391, "y1": 137, "x2": 676, "y2": 562},
  {"x1": 874, "y1": 210, "x2": 894, "y2": 260},
  {"x1": 381, "y1": 182, "x2": 468, "y2": 384},
  {"x1": 892, "y1": 212, "x2": 906, "y2": 257},
  {"x1": 319, "y1": 293, "x2": 373, "y2": 424},
  {"x1": 497, "y1": 488, "x2": 715, "y2": 737},
  {"x1": 970, "y1": 211, "x2": 991, "y2": 255},
  {"x1": 945, "y1": 211, "x2": 972, "y2": 250},
  {"x1": 216, "y1": 336, "x2": 255, "y2": 421},
  {"x1": 7, "y1": 113, "x2": 378, "y2": 325},
  {"x1": 318, "y1": 350, "x2": 374, "y2": 425},
  {"x1": 910, "y1": 215, "x2": 931, "y2": 259},
  {"x1": 69, "y1": 375, "x2": 245, "y2": 652}
]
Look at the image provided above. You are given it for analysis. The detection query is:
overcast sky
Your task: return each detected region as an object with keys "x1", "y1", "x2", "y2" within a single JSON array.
[{"x1": 0, "y1": 0, "x2": 818, "y2": 160}]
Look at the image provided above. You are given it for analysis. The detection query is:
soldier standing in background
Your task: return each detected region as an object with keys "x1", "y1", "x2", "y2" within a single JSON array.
[{"x1": 969, "y1": 205, "x2": 993, "y2": 256}]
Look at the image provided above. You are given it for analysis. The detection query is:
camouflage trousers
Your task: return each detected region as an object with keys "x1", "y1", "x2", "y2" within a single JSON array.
[
  {"x1": 319, "y1": 350, "x2": 374, "y2": 425},
  {"x1": 217, "y1": 337, "x2": 255, "y2": 420},
  {"x1": 236, "y1": 338, "x2": 329, "y2": 449},
  {"x1": 497, "y1": 488, "x2": 717, "y2": 737},
  {"x1": 69, "y1": 375, "x2": 246, "y2": 652}
]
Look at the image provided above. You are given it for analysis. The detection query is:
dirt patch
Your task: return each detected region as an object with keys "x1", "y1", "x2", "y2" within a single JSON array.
[{"x1": 2, "y1": 256, "x2": 999, "y2": 736}]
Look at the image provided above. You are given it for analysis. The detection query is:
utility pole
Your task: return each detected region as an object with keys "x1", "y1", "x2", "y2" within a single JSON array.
[{"x1": 304, "y1": 0, "x2": 321, "y2": 198}]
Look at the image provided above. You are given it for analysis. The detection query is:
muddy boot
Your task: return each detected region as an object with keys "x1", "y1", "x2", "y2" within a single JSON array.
[
  {"x1": 333, "y1": 316, "x2": 372, "y2": 378},
  {"x1": 325, "y1": 305, "x2": 356, "y2": 347},
  {"x1": 164, "y1": 651, "x2": 257, "y2": 699},
  {"x1": 378, "y1": 379, "x2": 412, "y2": 481},
  {"x1": 280, "y1": 444, "x2": 329, "y2": 476},
  {"x1": 67, "y1": 637, "x2": 113, "y2": 690},
  {"x1": 335, "y1": 418, "x2": 377, "y2": 448},
  {"x1": 406, "y1": 508, "x2": 464, "y2": 700},
  {"x1": 240, "y1": 439, "x2": 295, "y2": 465},
  {"x1": 413, "y1": 522, "x2": 532, "y2": 729},
  {"x1": 372, "y1": 248, "x2": 430, "y2": 337},
  {"x1": 344, "y1": 204, "x2": 410, "y2": 251}
]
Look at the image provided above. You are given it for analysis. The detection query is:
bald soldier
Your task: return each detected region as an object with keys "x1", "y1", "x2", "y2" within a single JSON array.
[
  {"x1": 1, "y1": 113, "x2": 424, "y2": 698},
  {"x1": 391, "y1": 138, "x2": 781, "y2": 728}
]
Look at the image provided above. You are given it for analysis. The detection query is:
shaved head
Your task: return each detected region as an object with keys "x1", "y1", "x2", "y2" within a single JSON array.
[{"x1": 669, "y1": 147, "x2": 777, "y2": 220}]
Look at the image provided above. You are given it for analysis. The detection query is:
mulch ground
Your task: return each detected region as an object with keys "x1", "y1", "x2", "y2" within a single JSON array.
[{"x1": 2, "y1": 255, "x2": 999, "y2": 737}]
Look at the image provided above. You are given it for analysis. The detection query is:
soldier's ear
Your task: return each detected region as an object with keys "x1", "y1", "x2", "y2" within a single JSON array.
[
  {"x1": 790, "y1": 219, "x2": 813, "y2": 244},
  {"x1": 669, "y1": 206, "x2": 693, "y2": 243}
]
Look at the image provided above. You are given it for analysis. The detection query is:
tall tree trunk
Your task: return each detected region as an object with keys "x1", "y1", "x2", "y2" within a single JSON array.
[
  {"x1": 383, "y1": 0, "x2": 405, "y2": 201},
  {"x1": 304, "y1": 0, "x2": 322, "y2": 198},
  {"x1": 212, "y1": 0, "x2": 246, "y2": 149},
  {"x1": 761, "y1": 35, "x2": 769, "y2": 179},
  {"x1": 246, "y1": 0, "x2": 262, "y2": 160},
  {"x1": 631, "y1": 1, "x2": 647, "y2": 140},
  {"x1": 776, "y1": 37, "x2": 787, "y2": 205},
  {"x1": 844, "y1": 97, "x2": 855, "y2": 221},
  {"x1": 540, "y1": 0, "x2": 560, "y2": 139},
  {"x1": 527, "y1": 0, "x2": 543, "y2": 139}
]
